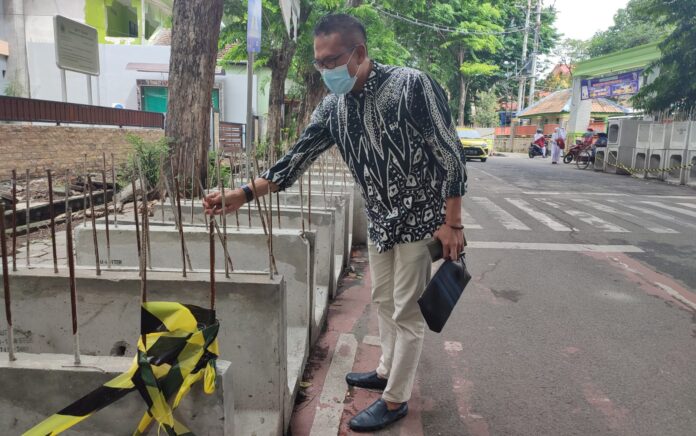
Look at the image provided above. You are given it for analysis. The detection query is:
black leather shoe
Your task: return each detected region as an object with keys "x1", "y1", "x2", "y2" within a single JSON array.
[
  {"x1": 349, "y1": 399, "x2": 408, "y2": 432},
  {"x1": 345, "y1": 370, "x2": 388, "y2": 390}
]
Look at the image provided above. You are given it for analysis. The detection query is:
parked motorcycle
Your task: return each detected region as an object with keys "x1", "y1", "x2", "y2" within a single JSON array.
[{"x1": 563, "y1": 139, "x2": 591, "y2": 164}]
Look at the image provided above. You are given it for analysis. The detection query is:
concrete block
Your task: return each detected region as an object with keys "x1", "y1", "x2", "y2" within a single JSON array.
[
  {"x1": 0, "y1": 353, "x2": 233, "y2": 435},
  {"x1": 1, "y1": 269, "x2": 286, "y2": 436}
]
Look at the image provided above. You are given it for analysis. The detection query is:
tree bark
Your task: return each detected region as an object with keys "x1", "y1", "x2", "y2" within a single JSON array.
[
  {"x1": 296, "y1": 70, "x2": 326, "y2": 136},
  {"x1": 266, "y1": 36, "x2": 297, "y2": 149},
  {"x1": 458, "y1": 48, "x2": 467, "y2": 126},
  {"x1": 165, "y1": 0, "x2": 224, "y2": 189}
]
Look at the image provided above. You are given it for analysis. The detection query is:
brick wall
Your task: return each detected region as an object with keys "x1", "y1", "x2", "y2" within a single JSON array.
[{"x1": 0, "y1": 125, "x2": 164, "y2": 180}]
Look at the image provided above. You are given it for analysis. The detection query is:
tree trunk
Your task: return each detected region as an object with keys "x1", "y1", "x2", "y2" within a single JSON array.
[
  {"x1": 165, "y1": 0, "x2": 224, "y2": 190},
  {"x1": 266, "y1": 36, "x2": 297, "y2": 149},
  {"x1": 457, "y1": 48, "x2": 467, "y2": 126},
  {"x1": 296, "y1": 70, "x2": 326, "y2": 136}
]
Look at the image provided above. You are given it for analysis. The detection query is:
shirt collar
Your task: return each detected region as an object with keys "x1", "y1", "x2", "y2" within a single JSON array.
[{"x1": 363, "y1": 61, "x2": 382, "y2": 92}]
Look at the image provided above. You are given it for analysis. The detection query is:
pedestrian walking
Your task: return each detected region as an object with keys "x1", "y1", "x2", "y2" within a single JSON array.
[
  {"x1": 551, "y1": 126, "x2": 566, "y2": 164},
  {"x1": 203, "y1": 13, "x2": 467, "y2": 432}
]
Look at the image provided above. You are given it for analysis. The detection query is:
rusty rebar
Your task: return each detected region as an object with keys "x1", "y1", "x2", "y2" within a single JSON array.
[
  {"x1": 25, "y1": 169, "x2": 30, "y2": 267},
  {"x1": 102, "y1": 169, "x2": 111, "y2": 269},
  {"x1": 131, "y1": 178, "x2": 142, "y2": 263},
  {"x1": 175, "y1": 178, "x2": 187, "y2": 277},
  {"x1": 111, "y1": 153, "x2": 118, "y2": 228},
  {"x1": 65, "y1": 209, "x2": 81, "y2": 364},
  {"x1": 86, "y1": 175, "x2": 101, "y2": 275},
  {"x1": 299, "y1": 175, "x2": 306, "y2": 233},
  {"x1": 140, "y1": 204, "x2": 148, "y2": 303},
  {"x1": 0, "y1": 204, "x2": 16, "y2": 361},
  {"x1": 216, "y1": 153, "x2": 229, "y2": 278},
  {"x1": 209, "y1": 215, "x2": 216, "y2": 312},
  {"x1": 229, "y1": 156, "x2": 240, "y2": 229},
  {"x1": 82, "y1": 154, "x2": 87, "y2": 227},
  {"x1": 308, "y1": 166, "x2": 312, "y2": 230},
  {"x1": 136, "y1": 160, "x2": 152, "y2": 269},
  {"x1": 11, "y1": 170, "x2": 17, "y2": 272},
  {"x1": 47, "y1": 170, "x2": 58, "y2": 273}
]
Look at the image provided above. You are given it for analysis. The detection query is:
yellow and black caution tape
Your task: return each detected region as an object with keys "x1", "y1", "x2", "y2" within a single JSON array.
[
  {"x1": 23, "y1": 302, "x2": 220, "y2": 436},
  {"x1": 595, "y1": 155, "x2": 694, "y2": 175}
]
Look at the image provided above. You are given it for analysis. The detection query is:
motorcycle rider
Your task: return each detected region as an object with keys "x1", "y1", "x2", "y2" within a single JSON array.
[{"x1": 532, "y1": 128, "x2": 546, "y2": 158}]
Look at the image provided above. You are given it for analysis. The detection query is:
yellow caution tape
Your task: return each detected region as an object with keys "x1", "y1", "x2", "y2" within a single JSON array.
[
  {"x1": 595, "y1": 155, "x2": 694, "y2": 175},
  {"x1": 23, "y1": 302, "x2": 220, "y2": 436}
]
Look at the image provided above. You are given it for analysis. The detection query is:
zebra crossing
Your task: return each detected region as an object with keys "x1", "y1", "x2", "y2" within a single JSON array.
[{"x1": 462, "y1": 196, "x2": 696, "y2": 234}]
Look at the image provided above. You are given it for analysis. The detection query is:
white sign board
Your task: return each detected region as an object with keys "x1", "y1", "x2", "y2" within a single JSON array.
[{"x1": 54, "y1": 15, "x2": 100, "y2": 76}]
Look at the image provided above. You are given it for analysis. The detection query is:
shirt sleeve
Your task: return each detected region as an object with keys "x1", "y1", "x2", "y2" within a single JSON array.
[
  {"x1": 407, "y1": 72, "x2": 467, "y2": 198},
  {"x1": 261, "y1": 99, "x2": 334, "y2": 191}
]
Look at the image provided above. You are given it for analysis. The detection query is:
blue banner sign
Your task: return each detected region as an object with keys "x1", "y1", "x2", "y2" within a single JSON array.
[
  {"x1": 581, "y1": 70, "x2": 642, "y2": 100},
  {"x1": 247, "y1": 0, "x2": 262, "y2": 53}
]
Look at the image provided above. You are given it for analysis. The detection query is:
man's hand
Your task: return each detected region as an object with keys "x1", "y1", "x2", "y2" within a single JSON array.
[
  {"x1": 203, "y1": 189, "x2": 246, "y2": 216},
  {"x1": 434, "y1": 224, "x2": 465, "y2": 261}
]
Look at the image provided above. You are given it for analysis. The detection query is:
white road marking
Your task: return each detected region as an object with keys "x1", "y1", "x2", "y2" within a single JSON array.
[
  {"x1": 467, "y1": 242, "x2": 643, "y2": 253},
  {"x1": 471, "y1": 197, "x2": 530, "y2": 230},
  {"x1": 537, "y1": 199, "x2": 628, "y2": 232},
  {"x1": 574, "y1": 199, "x2": 678, "y2": 234},
  {"x1": 641, "y1": 201, "x2": 696, "y2": 218},
  {"x1": 505, "y1": 198, "x2": 571, "y2": 231},
  {"x1": 609, "y1": 200, "x2": 696, "y2": 231},
  {"x1": 461, "y1": 207, "x2": 483, "y2": 229},
  {"x1": 655, "y1": 283, "x2": 696, "y2": 311},
  {"x1": 677, "y1": 202, "x2": 696, "y2": 210},
  {"x1": 523, "y1": 191, "x2": 627, "y2": 196},
  {"x1": 310, "y1": 333, "x2": 357, "y2": 436}
]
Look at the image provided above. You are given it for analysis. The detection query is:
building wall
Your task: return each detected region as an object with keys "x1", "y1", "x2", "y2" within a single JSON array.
[
  {"x1": 25, "y1": 42, "x2": 258, "y2": 124},
  {"x1": 0, "y1": 124, "x2": 163, "y2": 180}
]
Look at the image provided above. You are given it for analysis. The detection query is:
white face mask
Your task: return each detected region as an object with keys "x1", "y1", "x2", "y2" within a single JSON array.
[{"x1": 320, "y1": 49, "x2": 362, "y2": 95}]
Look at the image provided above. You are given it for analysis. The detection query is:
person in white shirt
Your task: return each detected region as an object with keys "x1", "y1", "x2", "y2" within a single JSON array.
[{"x1": 551, "y1": 127, "x2": 566, "y2": 164}]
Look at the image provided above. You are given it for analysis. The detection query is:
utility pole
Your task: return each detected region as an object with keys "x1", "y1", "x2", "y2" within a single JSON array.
[
  {"x1": 516, "y1": 0, "x2": 532, "y2": 113},
  {"x1": 527, "y1": 0, "x2": 543, "y2": 107}
]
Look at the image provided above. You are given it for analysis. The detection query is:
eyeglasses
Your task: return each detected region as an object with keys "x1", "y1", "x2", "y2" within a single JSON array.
[{"x1": 312, "y1": 46, "x2": 357, "y2": 71}]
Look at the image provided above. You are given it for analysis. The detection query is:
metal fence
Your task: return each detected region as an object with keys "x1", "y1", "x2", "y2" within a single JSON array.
[
  {"x1": 219, "y1": 121, "x2": 244, "y2": 153},
  {"x1": 0, "y1": 96, "x2": 164, "y2": 129}
]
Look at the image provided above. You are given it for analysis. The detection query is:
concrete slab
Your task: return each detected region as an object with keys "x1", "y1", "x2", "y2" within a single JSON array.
[
  {"x1": 1, "y1": 269, "x2": 286, "y2": 436},
  {"x1": 0, "y1": 353, "x2": 234, "y2": 435}
]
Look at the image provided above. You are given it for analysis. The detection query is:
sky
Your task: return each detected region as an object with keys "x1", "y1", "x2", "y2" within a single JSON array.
[{"x1": 552, "y1": 0, "x2": 630, "y2": 41}]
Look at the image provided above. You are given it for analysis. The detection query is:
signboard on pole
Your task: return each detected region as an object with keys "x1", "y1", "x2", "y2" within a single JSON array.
[
  {"x1": 581, "y1": 70, "x2": 642, "y2": 100},
  {"x1": 54, "y1": 15, "x2": 99, "y2": 76},
  {"x1": 247, "y1": 0, "x2": 262, "y2": 53}
]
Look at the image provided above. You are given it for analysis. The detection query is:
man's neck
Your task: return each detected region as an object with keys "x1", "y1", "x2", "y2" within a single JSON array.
[{"x1": 351, "y1": 58, "x2": 373, "y2": 94}]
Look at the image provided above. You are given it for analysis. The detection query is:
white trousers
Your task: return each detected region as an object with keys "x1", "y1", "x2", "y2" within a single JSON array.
[
  {"x1": 541, "y1": 145, "x2": 547, "y2": 157},
  {"x1": 552, "y1": 144, "x2": 562, "y2": 163},
  {"x1": 368, "y1": 238, "x2": 432, "y2": 403}
]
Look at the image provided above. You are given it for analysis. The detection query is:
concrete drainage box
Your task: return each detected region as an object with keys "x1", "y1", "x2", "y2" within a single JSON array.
[{"x1": 3, "y1": 269, "x2": 286, "y2": 436}]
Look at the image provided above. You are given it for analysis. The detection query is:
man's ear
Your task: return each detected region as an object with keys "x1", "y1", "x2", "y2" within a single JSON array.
[{"x1": 356, "y1": 44, "x2": 368, "y2": 64}]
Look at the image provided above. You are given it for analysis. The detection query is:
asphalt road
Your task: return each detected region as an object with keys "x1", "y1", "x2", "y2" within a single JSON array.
[{"x1": 417, "y1": 154, "x2": 696, "y2": 436}]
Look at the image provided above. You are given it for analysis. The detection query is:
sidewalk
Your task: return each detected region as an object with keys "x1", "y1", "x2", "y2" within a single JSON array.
[{"x1": 290, "y1": 248, "x2": 431, "y2": 436}]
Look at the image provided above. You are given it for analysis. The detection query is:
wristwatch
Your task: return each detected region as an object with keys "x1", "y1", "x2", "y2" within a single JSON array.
[{"x1": 241, "y1": 184, "x2": 254, "y2": 203}]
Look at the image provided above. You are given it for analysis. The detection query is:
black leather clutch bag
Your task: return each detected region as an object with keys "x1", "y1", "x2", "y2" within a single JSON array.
[{"x1": 418, "y1": 239, "x2": 472, "y2": 333}]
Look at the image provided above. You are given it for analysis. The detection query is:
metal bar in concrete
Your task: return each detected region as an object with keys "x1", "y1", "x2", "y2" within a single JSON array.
[
  {"x1": 111, "y1": 153, "x2": 118, "y2": 228},
  {"x1": 229, "y1": 155, "x2": 240, "y2": 229},
  {"x1": 47, "y1": 170, "x2": 58, "y2": 273},
  {"x1": 308, "y1": 165, "x2": 312, "y2": 230},
  {"x1": 191, "y1": 149, "x2": 197, "y2": 225},
  {"x1": 86, "y1": 175, "x2": 101, "y2": 276},
  {"x1": 137, "y1": 160, "x2": 153, "y2": 269},
  {"x1": 140, "y1": 205, "x2": 148, "y2": 304},
  {"x1": 11, "y1": 170, "x2": 17, "y2": 272},
  {"x1": 299, "y1": 175, "x2": 306, "y2": 232},
  {"x1": 175, "y1": 178, "x2": 188, "y2": 278},
  {"x1": 101, "y1": 167, "x2": 111, "y2": 269},
  {"x1": 25, "y1": 169, "x2": 30, "y2": 267},
  {"x1": 217, "y1": 153, "x2": 229, "y2": 278},
  {"x1": 209, "y1": 216, "x2": 216, "y2": 312},
  {"x1": 82, "y1": 154, "x2": 87, "y2": 228},
  {"x1": 64, "y1": 169, "x2": 70, "y2": 226},
  {"x1": 131, "y1": 179, "x2": 142, "y2": 262},
  {"x1": 0, "y1": 204, "x2": 16, "y2": 361},
  {"x1": 213, "y1": 220, "x2": 235, "y2": 273},
  {"x1": 65, "y1": 209, "x2": 81, "y2": 364}
]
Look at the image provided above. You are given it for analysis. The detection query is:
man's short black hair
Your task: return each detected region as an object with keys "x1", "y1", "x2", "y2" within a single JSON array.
[{"x1": 313, "y1": 13, "x2": 367, "y2": 47}]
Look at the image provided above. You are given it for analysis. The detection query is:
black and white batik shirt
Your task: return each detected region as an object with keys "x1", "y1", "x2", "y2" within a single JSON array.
[{"x1": 263, "y1": 61, "x2": 467, "y2": 253}]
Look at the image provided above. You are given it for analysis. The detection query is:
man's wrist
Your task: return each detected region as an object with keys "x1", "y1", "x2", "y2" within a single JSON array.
[{"x1": 240, "y1": 185, "x2": 254, "y2": 203}]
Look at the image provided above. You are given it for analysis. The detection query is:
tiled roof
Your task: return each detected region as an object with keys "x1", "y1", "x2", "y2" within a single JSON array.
[{"x1": 518, "y1": 89, "x2": 629, "y2": 117}]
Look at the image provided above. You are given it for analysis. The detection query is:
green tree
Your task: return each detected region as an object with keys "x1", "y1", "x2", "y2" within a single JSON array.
[
  {"x1": 632, "y1": 0, "x2": 696, "y2": 113},
  {"x1": 219, "y1": 0, "x2": 311, "y2": 148},
  {"x1": 473, "y1": 88, "x2": 499, "y2": 127},
  {"x1": 586, "y1": 0, "x2": 670, "y2": 57}
]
